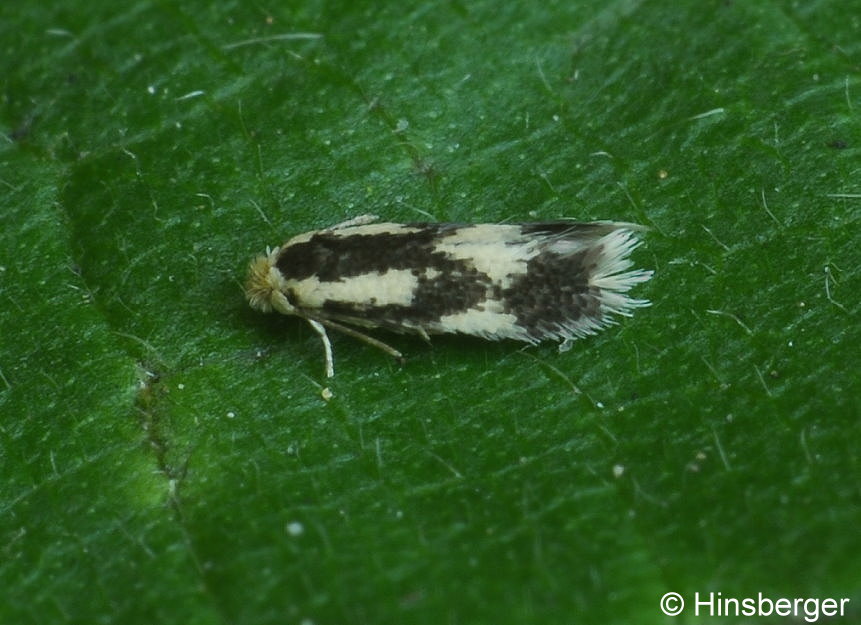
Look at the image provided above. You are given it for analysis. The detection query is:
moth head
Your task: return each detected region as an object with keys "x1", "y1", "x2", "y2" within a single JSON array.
[{"x1": 245, "y1": 252, "x2": 296, "y2": 315}]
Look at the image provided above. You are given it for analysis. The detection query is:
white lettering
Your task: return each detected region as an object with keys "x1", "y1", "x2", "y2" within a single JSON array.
[
  {"x1": 686, "y1": 592, "x2": 850, "y2": 622},
  {"x1": 694, "y1": 591, "x2": 714, "y2": 615}
]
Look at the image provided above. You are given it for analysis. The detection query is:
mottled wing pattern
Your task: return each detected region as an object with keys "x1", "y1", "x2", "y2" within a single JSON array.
[{"x1": 271, "y1": 221, "x2": 650, "y2": 343}]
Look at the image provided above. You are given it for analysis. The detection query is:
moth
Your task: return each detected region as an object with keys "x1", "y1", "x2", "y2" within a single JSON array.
[{"x1": 246, "y1": 215, "x2": 652, "y2": 377}]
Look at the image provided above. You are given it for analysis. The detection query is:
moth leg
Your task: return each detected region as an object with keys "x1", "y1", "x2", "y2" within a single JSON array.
[
  {"x1": 416, "y1": 327, "x2": 432, "y2": 345},
  {"x1": 306, "y1": 319, "x2": 335, "y2": 378},
  {"x1": 329, "y1": 214, "x2": 379, "y2": 230},
  {"x1": 318, "y1": 318, "x2": 405, "y2": 365}
]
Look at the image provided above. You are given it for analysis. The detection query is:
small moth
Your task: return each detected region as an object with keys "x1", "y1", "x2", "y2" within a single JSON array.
[{"x1": 246, "y1": 215, "x2": 652, "y2": 377}]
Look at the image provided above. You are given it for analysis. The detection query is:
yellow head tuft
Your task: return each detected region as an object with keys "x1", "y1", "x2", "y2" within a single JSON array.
[
  {"x1": 245, "y1": 254, "x2": 278, "y2": 313},
  {"x1": 245, "y1": 250, "x2": 298, "y2": 316}
]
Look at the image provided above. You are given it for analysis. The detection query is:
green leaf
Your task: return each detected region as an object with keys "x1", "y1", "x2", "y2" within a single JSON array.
[{"x1": 2, "y1": 1, "x2": 859, "y2": 624}]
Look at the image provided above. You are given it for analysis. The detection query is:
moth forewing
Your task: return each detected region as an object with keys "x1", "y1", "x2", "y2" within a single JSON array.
[{"x1": 246, "y1": 218, "x2": 652, "y2": 377}]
